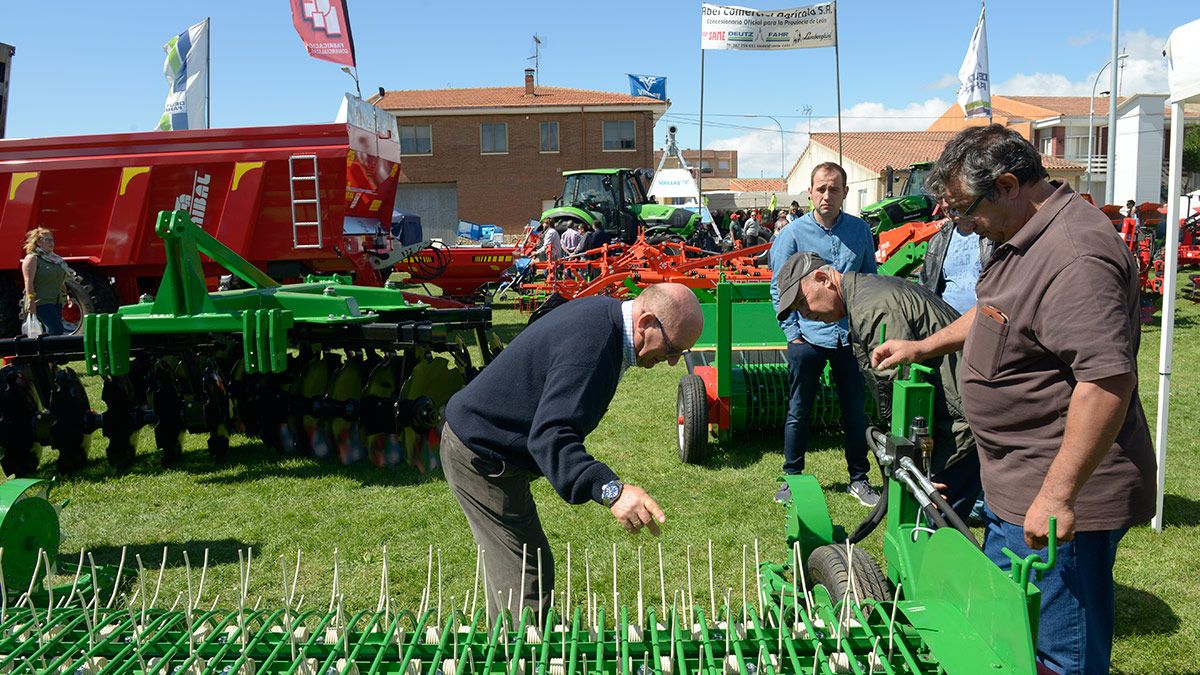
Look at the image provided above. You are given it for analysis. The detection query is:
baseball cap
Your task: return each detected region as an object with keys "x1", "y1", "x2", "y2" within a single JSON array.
[{"x1": 775, "y1": 251, "x2": 829, "y2": 322}]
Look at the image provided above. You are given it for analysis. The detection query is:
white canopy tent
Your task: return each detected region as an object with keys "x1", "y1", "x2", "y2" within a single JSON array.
[{"x1": 1152, "y1": 18, "x2": 1200, "y2": 532}]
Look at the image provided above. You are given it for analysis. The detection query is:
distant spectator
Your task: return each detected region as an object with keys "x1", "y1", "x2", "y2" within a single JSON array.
[
  {"x1": 576, "y1": 221, "x2": 596, "y2": 256},
  {"x1": 562, "y1": 222, "x2": 582, "y2": 255},
  {"x1": 534, "y1": 218, "x2": 563, "y2": 261},
  {"x1": 21, "y1": 227, "x2": 78, "y2": 336},
  {"x1": 788, "y1": 201, "x2": 802, "y2": 222},
  {"x1": 1120, "y1": 199, "x2": 1137, "y2": 220}
]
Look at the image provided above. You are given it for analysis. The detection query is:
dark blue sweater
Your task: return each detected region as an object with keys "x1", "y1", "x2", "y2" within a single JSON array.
[{"x1": 445, "y1": 296, "x2": 624, "y2": 504}]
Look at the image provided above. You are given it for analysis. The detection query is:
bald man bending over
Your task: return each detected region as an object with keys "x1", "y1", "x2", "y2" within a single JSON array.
[{"x1": 442, "y1": 283, "x2": 704, "y2": 621}]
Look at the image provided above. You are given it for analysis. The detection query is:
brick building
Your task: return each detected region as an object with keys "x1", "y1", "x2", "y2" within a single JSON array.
[{"x1": 371, "y1": 70, "x2": 668, "y2": 239}]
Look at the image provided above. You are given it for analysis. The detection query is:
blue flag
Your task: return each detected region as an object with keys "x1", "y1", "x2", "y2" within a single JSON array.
[{"x1": 628, "y1": 74, "x2": 667, "y2": 101}]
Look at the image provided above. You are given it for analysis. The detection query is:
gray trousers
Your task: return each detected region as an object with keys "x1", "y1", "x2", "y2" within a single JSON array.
[{"x1": 441, "y1": 423, "x2": 555, "y2": 623}]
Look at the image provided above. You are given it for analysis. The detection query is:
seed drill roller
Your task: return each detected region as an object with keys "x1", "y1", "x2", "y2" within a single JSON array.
[
  {"x1": 0, "y1": 210, "x2": 496, "y2": 476},
  {"x1": 0, "y1": 364, "x2": 1055, "y2": 673}
]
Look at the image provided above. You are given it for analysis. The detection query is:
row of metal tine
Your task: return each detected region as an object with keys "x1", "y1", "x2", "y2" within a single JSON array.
[{"x1": 0, "y1": 541, "x2": 931, "y2": 674}]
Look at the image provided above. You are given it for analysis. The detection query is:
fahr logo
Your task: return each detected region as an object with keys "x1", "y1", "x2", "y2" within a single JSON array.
[
  {"x1": 174, "y1": 172, "x2": 213, "y2": 227},
  {"x1": 300, "y1": 0, "x2": 343, "y2": 36}
]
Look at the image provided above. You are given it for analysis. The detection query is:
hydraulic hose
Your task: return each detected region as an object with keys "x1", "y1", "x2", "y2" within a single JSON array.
[{"x1": 899, "y1": 456, "x2": 981, "y2": 548}]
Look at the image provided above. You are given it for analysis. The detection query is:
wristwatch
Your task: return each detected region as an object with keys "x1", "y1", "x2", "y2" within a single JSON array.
[{"x1": 600, "y1": 479, "x2": 624, "y2": 507}]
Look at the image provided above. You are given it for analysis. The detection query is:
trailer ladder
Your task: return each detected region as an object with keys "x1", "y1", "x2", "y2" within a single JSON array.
[{"x1": 288, "y1": 154, "x2": 323, "y2": 249}]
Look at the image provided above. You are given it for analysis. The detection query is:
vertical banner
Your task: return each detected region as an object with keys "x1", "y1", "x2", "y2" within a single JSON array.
[
  {"x1": 157, "y1": 19, "x2": 209, "y2": 131},
  {"x1": 291, "y1": 0, "x2": 357, "y2": 67},
  {"x1": 628, "y1": 74, "x2": 668, "y2": 101},
  {"x1": 957, "y1": 5, "x2": 991, "y2": 119},
  {"x1": 701, "y1": 3, "x2": 836, "y2": 50}
]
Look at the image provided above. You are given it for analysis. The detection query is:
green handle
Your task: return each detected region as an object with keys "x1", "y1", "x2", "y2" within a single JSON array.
[{"x1": 1002, "y1": 516, "x2": 1058, "y2": 591}]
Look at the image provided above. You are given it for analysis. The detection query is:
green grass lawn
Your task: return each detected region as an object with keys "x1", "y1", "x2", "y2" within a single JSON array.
[{"x1": 29, "y1": 283, "x2": 1200, "y2": 673}]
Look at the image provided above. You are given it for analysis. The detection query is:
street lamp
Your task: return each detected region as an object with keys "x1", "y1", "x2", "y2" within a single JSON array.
[
  {"x1": 341, "y1": 66, "x2": 362, "y2": 99},
  {"x1": 1086, "y1": 53, "x2": 1128, "y2": 198}
]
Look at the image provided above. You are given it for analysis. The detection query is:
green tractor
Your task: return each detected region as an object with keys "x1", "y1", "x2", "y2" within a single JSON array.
[
  {"x1": 861, "y1": 161, "x2": 937, "y2": 234},
  {"x1": 540, "y1": 168, "x2": 704, "y2": 245}
]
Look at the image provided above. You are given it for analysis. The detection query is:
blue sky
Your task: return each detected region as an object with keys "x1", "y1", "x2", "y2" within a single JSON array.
[{"x1": 3, "y1": 1, "x2": 1193, "y2": 177}]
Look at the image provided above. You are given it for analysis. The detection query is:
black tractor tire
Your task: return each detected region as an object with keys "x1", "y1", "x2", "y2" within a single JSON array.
[
  {"x1": 806, "y1": 544, "x2": 891, "y2": 604},
  {"x1": 676, "y1": 373, "x2": 709, "y2": 464},
  {"x1": 62, "y1": 268, "x2": 120, "y2": 334}
]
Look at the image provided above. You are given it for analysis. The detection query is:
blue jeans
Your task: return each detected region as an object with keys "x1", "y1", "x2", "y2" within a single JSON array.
[
  {"x1": 933, "y1": 450, "x2": 982, "y2": 524},
  {"x1": 35, "y1": 303, "x2": 65, "y2": 336},
  {"x1": 783, "y1": 340, "x2": 869, "y2": 482},
  {"x1": 982, "y1": 504, "x2": 1126, "y2": 674}
]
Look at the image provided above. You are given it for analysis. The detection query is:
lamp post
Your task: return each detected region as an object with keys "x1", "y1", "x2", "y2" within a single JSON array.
[{"x1": 1086, "y1": 53, "x2": 1127, "y2": 198}]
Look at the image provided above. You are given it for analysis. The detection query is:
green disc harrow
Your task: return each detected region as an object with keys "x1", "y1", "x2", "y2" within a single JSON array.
[{"x1": 0, "y1": 210, "x2": 495, "y2": 476}]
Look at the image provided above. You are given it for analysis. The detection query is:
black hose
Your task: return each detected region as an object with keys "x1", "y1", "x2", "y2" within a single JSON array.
[
  {"x1": 406, "y1": 240, "x2": 452, "y2": 281},
  {"x1": 847, "y1": 477, "x2": 888, "y2": 544},
  {"x1": 920, "y1": 500, "x2": 950, "y2": 530},
  {"x1": 923, "y1": 479, "x2": 981, "y2": 548}
]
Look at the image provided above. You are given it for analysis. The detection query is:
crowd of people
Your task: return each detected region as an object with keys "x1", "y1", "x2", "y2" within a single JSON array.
[{"x1": 442, "y1": 124, "x2": 1153, "y2": 675}]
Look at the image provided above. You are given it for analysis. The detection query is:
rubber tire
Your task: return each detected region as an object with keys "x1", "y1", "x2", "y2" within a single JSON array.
[
  {"x1": 676, "y1": 373, "x2": 709, "y2": 464},
  {"x1": 62, "y1": 268, "x2": 120, "y2": 334},
  {"x1": 806, "y1": 544, "x2": 891, "y2": 604}
]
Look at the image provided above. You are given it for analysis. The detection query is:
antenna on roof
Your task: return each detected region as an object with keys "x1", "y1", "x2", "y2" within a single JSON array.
[{"x1": 529, "y1": 34, "x2": 543, "y2": 86}]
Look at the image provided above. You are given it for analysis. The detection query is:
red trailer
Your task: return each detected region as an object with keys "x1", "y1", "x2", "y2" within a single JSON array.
[{"x1": 0, "y1": 112, "x2": 403, "y2": 335}]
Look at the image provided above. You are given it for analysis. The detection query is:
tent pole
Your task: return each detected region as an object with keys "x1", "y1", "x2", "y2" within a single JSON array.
[{"x1": 1153, "y1": 101, "x2": 1185, "y2": 533}]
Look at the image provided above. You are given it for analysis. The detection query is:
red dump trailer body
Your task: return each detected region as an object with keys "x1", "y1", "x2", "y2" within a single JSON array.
[{"x1": 0, "y1": 119, "x2": 402, "y2": 332}]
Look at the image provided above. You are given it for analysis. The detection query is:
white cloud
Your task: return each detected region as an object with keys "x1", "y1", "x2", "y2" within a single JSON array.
[
  {"x1": 1068, "y1": 31, "x2": 1101, "y2": 48},
  {"x1": 993, "y1": 29, "x2": 1168, "y2": 97},
  {"x1": 924, "y1": 74, "x2": 959, "y2": 91},
  {"x1": 704, "y1": 99, "x2": 949, "y2": 178}
]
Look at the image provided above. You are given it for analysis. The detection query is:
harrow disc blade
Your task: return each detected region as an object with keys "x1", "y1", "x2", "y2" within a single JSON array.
[
  {"x1": 201, "y1": 359, "x2": 233, "y2": 461},
  {"x1": 149, "y1": 359, "x2": 186, "y2": 466},
  {"x1": 0, "y1": 366, "x2": 43, "y2": 477},
  {"x1": 399, "y1": 354, "x2": 465, "y2": 473},
  {"x1": 48, "y1": 367, "x2": 93, "y2": 474},
  {"x1": 226, "y1": 359, "x2": 259, "y2": 438},
  {"x1": 289, "y1": 353, "x2": 338, "y2": 459},
  {"x1": 101, "y1": 375, "x2": 142, "y2": 469},
  {"x1": 327, "y1": 357, "x2": 366, "y2": 465},
  {"x1": 363, "y1": 357, "x2": 406, "y2": 468}
]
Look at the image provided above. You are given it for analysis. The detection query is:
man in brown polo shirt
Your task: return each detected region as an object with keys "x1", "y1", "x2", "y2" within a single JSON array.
[{"x1": 873, "y1": 124, "x2": 1155, "y2": 675}]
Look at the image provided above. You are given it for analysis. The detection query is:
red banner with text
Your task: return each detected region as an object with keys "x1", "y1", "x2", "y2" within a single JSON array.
[{"x1": 290, "y1": 0, "x2": 356, "y2": 67}]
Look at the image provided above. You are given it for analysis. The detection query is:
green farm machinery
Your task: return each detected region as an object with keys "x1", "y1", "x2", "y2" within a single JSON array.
[
  {"x1": 0, "y1": 210, "x2": 496, "y2": 476},
  {"x1": 860, "y1": 163, "x2": 936, "y2": 235},
  {"x1": 677, "y1": 283, "x2": 854, "y2": 465},
  {"x1": 0, "y1": 365, "x2": 1054, "y2": 673},
  {"x1": 541, "y1": 169, "x2": 704, "y2": 246}
]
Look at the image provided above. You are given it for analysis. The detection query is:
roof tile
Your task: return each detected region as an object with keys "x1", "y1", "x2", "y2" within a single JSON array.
[{"x1": 808, "y1": 131, "x2": 1083, "y2": 173}]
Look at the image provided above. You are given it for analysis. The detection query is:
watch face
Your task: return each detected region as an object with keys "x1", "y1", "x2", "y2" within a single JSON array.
[{"x1": 602, "y1": 481, "x2": 621, "y2": 503}]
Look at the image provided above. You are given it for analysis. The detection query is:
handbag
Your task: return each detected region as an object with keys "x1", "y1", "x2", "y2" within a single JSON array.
[{"x1": 22, "y1": 313, "x2": 43, "y2": 338}]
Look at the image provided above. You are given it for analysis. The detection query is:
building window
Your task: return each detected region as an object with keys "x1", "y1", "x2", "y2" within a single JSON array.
[
  {"x1": 1038, "y1": 131, "x2": 1053, "y2": 157},
  {"x1": 1064, "y1": 126, "x2": 1090, "y2": 161},
  {"x1": 718, "y1": 160, "x2": 730, "y2": 171},
  {"x1": 398, "y1": 125, "x2": 432, "y2": 155},
  {"x1": 481, "y1": 123, "x2": 508, "y2": 154},
  {"x1": 699, "y1": 160, "x2": 713, "y2": 174},
  {"x1": 603, "y1": 120, "x2": 636, "y2": 151},
  {"x1": 539, "y1": 121, "x2": 559, "y2": 153}
]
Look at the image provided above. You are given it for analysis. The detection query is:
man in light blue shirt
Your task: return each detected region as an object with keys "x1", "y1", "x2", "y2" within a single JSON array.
[{"x1": 770, "y1": 162, "x2": 879, "y2": 506}]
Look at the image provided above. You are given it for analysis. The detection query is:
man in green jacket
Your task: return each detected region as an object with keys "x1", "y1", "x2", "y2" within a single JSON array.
[{"x1": 774, "y1": 251, "x2": 980, "y2": 518}]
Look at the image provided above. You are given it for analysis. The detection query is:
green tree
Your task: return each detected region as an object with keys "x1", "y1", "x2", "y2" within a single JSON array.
[{"x1": 1185, "y1": 124, "x2": 1200, "y2": 175}]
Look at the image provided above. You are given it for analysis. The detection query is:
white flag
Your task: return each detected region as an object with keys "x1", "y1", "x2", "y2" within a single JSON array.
[
  {"x1": 957, "y1": 7, "x2": 991, "y2": 118},
  {"x1": 157, "y1": 19, "x2": 209, "y2": 130},
  {"x1": 701, "y1": 3, "x2": 836, "y2": 51}
]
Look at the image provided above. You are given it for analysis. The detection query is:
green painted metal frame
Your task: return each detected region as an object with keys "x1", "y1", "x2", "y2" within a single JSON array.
[
  {"x1": 83, "y1": 210, "x2": 430, "y2": 377},
  {"x1": 876, "y1": 240, "x2": 929, "y2": 278}
]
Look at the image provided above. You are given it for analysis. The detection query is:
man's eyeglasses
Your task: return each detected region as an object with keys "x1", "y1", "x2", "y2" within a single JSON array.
[
  {"x1": 943, "y1": 193, "x2": 988, "y2": 221},
  {"x1": 655, "y1": 318, "x2": 688, "y2": 358}
]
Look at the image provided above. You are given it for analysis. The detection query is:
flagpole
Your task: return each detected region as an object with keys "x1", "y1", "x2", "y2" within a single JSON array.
[
  {"x1": 205, "y1": 17, "x2": 211, "y2": 129},
  {"x1": 983, "y1": 3, "x2": 992, "y2": 125},
  {"x1": 698, "y1": 48, "x2": 705, "y2": 208},
  {"x1": 833, "y1": 1, "x2": 843, "y2": 164}
]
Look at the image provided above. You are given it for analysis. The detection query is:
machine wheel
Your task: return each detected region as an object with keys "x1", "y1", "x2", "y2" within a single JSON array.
[
  {"x1": 676, "y1": 374, "x2": 709, "y2": 464},
  {"x1": 806, "y1": 544, "x2": 891, "y2": 604},
  {"x1": 149, "y1": 360, "x2": 185, "y2": 466},
  {"x1": 61, "y1": 268, "x2": 120, "y2": 335}
]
